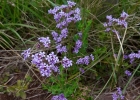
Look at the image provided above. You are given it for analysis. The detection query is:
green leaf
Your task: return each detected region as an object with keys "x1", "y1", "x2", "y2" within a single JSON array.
[
  {"x1": 20, "y1": 90, "x2": 26, "y2": 99},
  {"x1": 7, "y1": 27, "x2": 25, "y2": 46}
]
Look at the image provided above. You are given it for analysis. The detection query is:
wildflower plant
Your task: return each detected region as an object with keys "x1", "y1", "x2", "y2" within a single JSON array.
[
  {"x1": 20, "y1": 1, "x2": 139, "y2": 100},
  {"x1": 21, "y1": 1, "x2": 94, "y2": 99}
]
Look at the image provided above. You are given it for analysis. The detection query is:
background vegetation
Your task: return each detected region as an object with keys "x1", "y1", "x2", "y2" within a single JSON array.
[{"x1": 0, "y1": 0, "x2": 140, "y2": 100}]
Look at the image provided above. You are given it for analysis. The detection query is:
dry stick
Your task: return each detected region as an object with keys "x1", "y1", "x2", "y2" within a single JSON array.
[{"x1": 25, "y1": 93, "x2": 48, "y2": 99}]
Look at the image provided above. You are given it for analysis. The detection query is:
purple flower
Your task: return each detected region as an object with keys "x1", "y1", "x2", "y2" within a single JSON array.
[
  {"x1": 51, "y1": 31, "x2": 58, "y2": 42},
  {"x1": 73, "y1": 40, "x2": 82, "y2": 53},
  {"x1": 78, "y1": 32, "x2": 82, "y2": 38},
  {"x1": 103, "y1": 22, "x2": 108, "y2": 27},
  {"x1": 125, "y1": 70, "x2": 132, "y2": 76},
  {"x1": 39, "y1": 63, "x2": 52, "y2": 77},
  {"x1": 120, "y1": 11, "x2": 129, "y2": 20},
  {"x1": 62, "y1": 56, "x2": 72, "y2": 68},
  {"x1": 46, "y1": 52, "x2": 59, "y2": 65},
  {"x1": 117, "y1": 87, "x2": 124, "y2": 99},
  {"x1": 21, "y1": 48, "x2": 31, "y2": 60},
  {"x1": 76, "y1": 54, "x2": 94, "y2": 65},
  {"x1": 128, "y1": 51, "x2": 140, "y2": 63},
  {"x1": 123, "y1": 54, "x2": 128, "y2": 59},
  {"x1": 79, "y1": 68, "x2": 85, "y2": 74},
  {"x1": 51, "y1": 93, "x2": 67, "y2": 100},
  {"x1": 31, "y1": 52, "x2": 45, "y2": 66},
  {"x1": 56, "y1": 44, "x2": 67, "y2": 53},
  {"x1": 106, "y1": 15, "x2": 113, "y2": 21},
  {"x1": 51, "y1": 65, "x2": 59, "y2": 73},
  {"x1": 112, "y1": 93, "x2": 119, "y2": 100},
  {"x1": 112, "y1": 87, "x2": 124, "y2": 100},
  {"x1": 76, "y1": 56, "x2": 89, "y2": 65},
  {"x1": 67, "y1": 1, "x2": 76, "y2": 7},
  {"x1": 38, "y1": 37, "x2": 51, "y2": 48},
  {"x1": 90, "y1": 54, "x2": 94, "y2": 61},
  {"x1": 48, "y1": 1, "x2": 81, "y2": 29},
  {"x1": 60, "y1": 28, "x2": 68, "y2": 39},
  {"x1": 105, "y1": 28, "x2": 111, "y2": 32}
]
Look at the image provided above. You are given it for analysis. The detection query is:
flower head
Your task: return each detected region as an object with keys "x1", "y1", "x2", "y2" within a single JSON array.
[
  {"x1": 125, "y1": 70, "x2": 132, "y2": 76},
  {"x1": 51, "y1": 93, "x2": 67, "y2": 100},
  {"x1": 76, "y1": 54, "x2": 94, "y2": 65},
  {"x1": 112, "y1": 87, "x2": 124, "y2": 100},
  {"x1": 73, "y1": 40, "x2": 82, "y2": 53},
  {"x1": 56, "y1": 44, "x2": 67, "y2": 53},
  {"x1": 62, "y1": 56, "x2": 72, "y2": 68},
  {"x1": 46, "y1": 52, "x2": 59, "y2": 65},
  {"x1": 38, "y1": 37, "x2": 51, "y2": 48},
  {"x1": 21, "y1": 48, "x2": 31, "y2": 60},
  {"x1": 31, "y1": 52, "x2": 45, "y2": 66}
]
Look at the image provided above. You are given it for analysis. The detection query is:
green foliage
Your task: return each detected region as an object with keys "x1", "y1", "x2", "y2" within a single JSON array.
[
  {"x1": 42, "y1": 66, "x2": 79, "y2": 98},
  {"x1": 6, "y1": 75, "x2": 32, "y2": 99},
  {"x1": 1, "y1": 0, "x2": 140, "y2": 99}
]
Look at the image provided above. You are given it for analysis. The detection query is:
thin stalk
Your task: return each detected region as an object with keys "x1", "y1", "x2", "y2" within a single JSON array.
[{"x1": 122, "y1": 64, "x2": 140, "y2": 94}]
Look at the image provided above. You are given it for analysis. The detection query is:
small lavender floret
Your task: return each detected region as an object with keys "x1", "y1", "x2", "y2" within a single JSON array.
[
  {"x1": 76, "y1": 54, "x2": 94, "y2": 65},
  {"x1": 46, "y1": 52, "x2": 59, "y2": 65},
  {"x1": 79, "y1": 68, "x2": 85, "y2": 74},
  {"x1": 31, "y1": 52, "x2": 45, "y2": 66},
  {"x1": 123, "y1": 54, "x2": 128, "y2": 59},
  {"x1": 112, "y1": 93, "x2": 119, "y2": 100},
  {"x1": 106, "y1": 15, "x2": 113, "y2": 21},
  {"x1": 112, "y1": 87, "x2": 124, "y2": 100},
  {"x1": 39, "y1": 63, "x2": 52, "y2": 77},
  {"x1": 62, "y1": 56, "x2": 72, "y2": 68},
  {"x1": 21, "y1": 48, "x2": 31, "y2": 60},
  {"x1": 51, "y1": 65, "x2": 59, "y2": 73},
  {"x1": 125, "y1": 70, "x2": 132, "y2": 76},
  {"x1": 120, "y1": 11, "x2": 129, "y2": 19},
  {"x1": 73, "y1": 40, "x2": 82, "y2": 53},
  {"x1": 90, "y1": 54, "x2": 94, "y2": 61},
  {"x1": 128, "y1": 51, "x2": 140, "y2": 63},
  {"x1": 67, "y1": 1, "x2": 76, "y2": 7},
  {"x1": 51, "y1": 93, "x2": 67, "y2": 100},
  {"x1": 56, "y1": 44, "x2": 67, "y2": 53},
  {"x1": 38, "y1": 37, "x2": 51, "y2": 48},
  {"x1": 60, "y1": 28, "x2": 68, "y2": 38},
  {"x1": 78, "y1": 32, "x2": 82, "y2": 38}
]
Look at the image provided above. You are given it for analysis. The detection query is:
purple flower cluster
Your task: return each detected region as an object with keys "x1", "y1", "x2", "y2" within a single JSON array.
[
  {"x1": 21, "y1": 48, "x2": 73, "y2": 77},
  {"x1": 62, "y1": 56, "x2": 72, "y2": 68},
  {"x1": 51, "y1": 93, "x2": 67, "y2": 100},
  {"x1": 103, "y1": 11, "x2": 129, "y2": 38},
  {"x1": 48, "y1": 1, "x2": 81, "y2": 29},
  {"x1": 73, "y1": 40, "x2": 82, "y2": 53},
  {"x1": 31, "y1": 51, "x2": 45, "y2": 66},
  {"x1": 79, "y1": 68, "x2": 85, "y2": 74},
  {"x1": 21, "y1": 48, "x2": 31, "y2": 60},
  {"x1": 112, "y1": 87, "x2": 124, "y2": 100},
  {"x1": 56, "y1": 44, "x2": 67, "y2": 53},
  {"x1": 46, "y1": 52, "x2": 59, "y2": 65},
  {"x1": 38, "y1": 37, "x2": 51, "y2": 48},
  {"x1": 125, "y1": 70, "x2": 132, "y2": 76},
  {"x1": 76, "y1": 54, "x2": 94, "y2": 65},
  {"x1": 51, "y1": 28, "x2": 68, "y2": 43},
  {"x1": 128, "y1": 50, "x2": 140, "y2": 63}
]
